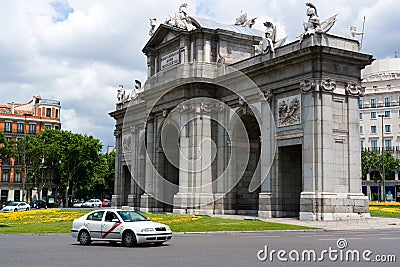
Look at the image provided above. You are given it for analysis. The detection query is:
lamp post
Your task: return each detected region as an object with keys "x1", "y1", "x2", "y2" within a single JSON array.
[
  {"x1": 378, "y1": 114, "x2": 386, "y2": 202},
  {"x1": 22, "y1": 113, "x2": 33, "y2": 202}
]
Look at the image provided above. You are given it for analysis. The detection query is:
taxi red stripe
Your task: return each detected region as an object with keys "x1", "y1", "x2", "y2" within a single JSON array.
[{"x1": 102, "y1": 222, "x2": 122, "y2": 238}]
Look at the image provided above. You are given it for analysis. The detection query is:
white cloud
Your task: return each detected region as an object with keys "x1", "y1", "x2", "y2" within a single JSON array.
[{"x1": 0, "y1": 0, "x2": 399, "y2": 150}]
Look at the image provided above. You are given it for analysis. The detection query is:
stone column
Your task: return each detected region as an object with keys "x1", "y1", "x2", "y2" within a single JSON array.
[
  {"x1": 140, "y1": 118, "x2": 156, "y2": 212},
  {"x1": 111, "y1": 129, "x2": 122, "y2": 208},
  {"x1": 258, "y1": 92, "x2": 275, "y2": 218},
  {"x1": 174, "y1": 103, "x2": 215, "y2": 215},
  {"x1": 299, "y1": 80, "x2": 369, "y2": 221}
]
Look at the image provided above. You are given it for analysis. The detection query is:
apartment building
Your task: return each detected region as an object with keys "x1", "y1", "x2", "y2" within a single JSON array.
[
  {"x1": 0, "y1": 96, "x2": 61, "y2": 203},
  {"x1": 360, "y1": 58, "x2": 400, "y2": 201}
]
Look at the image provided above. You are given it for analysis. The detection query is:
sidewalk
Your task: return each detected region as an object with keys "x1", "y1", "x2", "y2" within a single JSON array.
[{"x1": 210, "y1": 214, "x2": 400, "y2": 231}]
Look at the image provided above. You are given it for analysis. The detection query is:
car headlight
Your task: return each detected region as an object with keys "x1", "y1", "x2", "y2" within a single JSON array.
[{"x1": 141, "y1": 228, "x2": 154, "y2": 232}]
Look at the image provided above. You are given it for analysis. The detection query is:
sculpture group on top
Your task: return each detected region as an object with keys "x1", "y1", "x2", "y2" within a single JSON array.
[
  {"x1": 299, "y1": 2, "x2": 338, "y2": 42},
  {"x1": 234, "y1": 11, "x2": 257, "y2": 28},
  {"x1": 164, "y1": 3, "x2": 197, "y2": 31},
  {"x1": 123, "y1": 3, "x2": 368, "y2": 103},
  {"x1": 117, "y1": 80, "x2": 142, "y2": 104},
  {"x1": 255, "y1": 21, "x2": 287, "y2": 55}
]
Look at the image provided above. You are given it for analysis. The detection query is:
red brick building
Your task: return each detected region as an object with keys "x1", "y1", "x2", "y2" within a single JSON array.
[{"x1": 0, "y1": 96, "x2": 61, "y2": 203}]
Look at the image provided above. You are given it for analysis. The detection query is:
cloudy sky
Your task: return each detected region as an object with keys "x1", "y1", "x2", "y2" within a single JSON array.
[{"x1": 1, "y1": 0, "x2": 399, "y2": 150}]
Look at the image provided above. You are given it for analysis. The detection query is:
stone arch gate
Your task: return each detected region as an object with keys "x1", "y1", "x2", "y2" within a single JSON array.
[{"x1": 110, "y1": 29, "x2": 372, "y2": 220}]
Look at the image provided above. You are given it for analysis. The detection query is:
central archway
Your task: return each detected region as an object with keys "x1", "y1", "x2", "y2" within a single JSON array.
[{"x1": 228, "y1": 112, "x2": 261, "y2": 215}]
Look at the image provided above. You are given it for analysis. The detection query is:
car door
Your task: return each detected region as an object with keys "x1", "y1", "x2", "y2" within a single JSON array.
[
  {"x1": 84, "y1": 211, "x2": 105, "y2": 239},
  {"x1": 101, "y1": 211, "x2": 122, "y2": 240},
  {"x1": 17, "y1": 203, "x2": 24, "y2": 211}
]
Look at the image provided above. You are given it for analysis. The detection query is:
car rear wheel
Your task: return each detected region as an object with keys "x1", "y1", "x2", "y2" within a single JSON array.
[
  {"x1": 26, "y1": 208, "x2": 29, "y2": 211},
  {"x1": 78, "y1": 230, "x2": 91, "y2": 246},
  {"x1": 14, "y1": 208, "x2": 17, "y2": 212},
  {"x1": 122, "y1": 230, "x2": 136, "y2": 247}
]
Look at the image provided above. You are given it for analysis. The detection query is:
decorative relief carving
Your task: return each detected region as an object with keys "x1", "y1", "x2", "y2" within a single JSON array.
[
  {"x1": 300, "y1": 79, "x2": 336, "y2": 93},
  {"x1": 177, "y1": 103, "x2": 225, "y2": 114},
  {"x1": 278, "y1": 95, "x2": 301, "y2": 127},
  {"x1": 122, "y1": 134, "x2": 132, "y2": 154},
  {"x1": 320, "y1": 79, "x2": 336, "y2": 91},
  {"x1": 300, "y1": 79, "x2": 317, "y2": 92},
  {"x1": 346, "y1": 83, "x2": 365, "y2": 96},
  {"x1": 259, "y1": 90, "x2": 273, "y2": 103}
]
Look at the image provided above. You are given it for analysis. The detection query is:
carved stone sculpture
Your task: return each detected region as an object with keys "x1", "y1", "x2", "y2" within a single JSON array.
[
  {"x1": 116, "y1": 80, "x2": 142, "y2": 103},
  {"x1": 234, "y1": 11, "x2": 256, "y2": 28},
  {"x1": 278, "y1": 96, "x2": 301, "y2": 127},
  {"x1": 254, "y1": 22, "x2": 287, "y2": 55},
  {"x1": 165, "y1": 3, "x2": 197, "y2": 31},
  {"x1": 300, "y1": 3, "x2": 338, "y2": 42},
  {"x1": 347, "y1": 25, "x2": 363, "y2": 40},
  {"x1": 149, "y1": 18, "x2": 157, "y2": 36}
]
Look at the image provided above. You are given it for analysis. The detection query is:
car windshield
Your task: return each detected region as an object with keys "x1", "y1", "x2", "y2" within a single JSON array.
[
  {"x1": 8, "y1": 202, "x2": 18, "y2": 206},
  {"x1": 117, "y1": 211, "x2": 149, "y2": 222},
  {"x1": 87, "y1": 200, "x2": 94, "y2": 202}
]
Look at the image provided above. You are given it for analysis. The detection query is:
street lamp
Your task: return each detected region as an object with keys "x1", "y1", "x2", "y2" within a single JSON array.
[
  {"x1": 22, "y1": 113, "x2": 33, "y2": 202},
  {"x1": 378, "y1": 114, "x2": 386, "y2": 202}
]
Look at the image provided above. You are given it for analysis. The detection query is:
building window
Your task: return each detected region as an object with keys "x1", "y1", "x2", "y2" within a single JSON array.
[
  {"x1": 54, "y1": 125, "x2": 60, "y2": 130},
  {"x1": 5, "y1": 121, "x2": 11, "y2": 132},
  {"x1": 1, "y1": 190, "x2": 8, "y2": 203},
  {"x1": 14, "y1": 190, "x2": 20, "y2": 202},
  {"x1": 371, "y1": 112, "x2": 377, "y2": 119},
  {"x1": 385, "y1": 139, "x2": 392, "y2": 151},
  {"x1": 370, "y1": 99, "x2": 376, "y2": 108},
  {"x1": 371, "y1": 126, "x2": 377, "y2": 134},
  {"x1": 371, "y1": 140, "x2": 378, "y2": 151},
  {"x1": 1, "y1": 169, "x2": 10, "y2": 182},
  {"x1": 387, "y1": 84, "x2": 392, "y2": 90},
  {"x1": 359, "y1": 99, "x2": 363, "y2": 109},
  {"x1": 46, "y1": 108, "x2": 52, "y2": 117},
  {"x1": 385, "y1": 125, "x2": 391, "y2": 133},
  {"x1": 45, "y1": 125, "x2": 51, "y2": 130},
  {"x1": 17, "y1": 122, "x2": 24, "y2": 133},
  {"x1": 29, "y1": 124, "x2": 36, "y2": 134},
  {"x1": 385, "y1": 111, "x2": 391, "y2": 118},
  {"x1": 360, "y1": 126, "x2": 363, "y2": 134},
  {"x1": 360, "y1": 140, "x2": 364, "y2": 151},
  {"x1": 359, "y1": 113, "x2": 363, "y2": 120},
  {"x1": 384, "y1": 97, "x2": 391, "y2": 107},
  {"x1": 14, "y1": 170, "x2": 21, "y2": 182},
  {"x1": 55, "y1": 109, "x2": 59, "y2": 118}
]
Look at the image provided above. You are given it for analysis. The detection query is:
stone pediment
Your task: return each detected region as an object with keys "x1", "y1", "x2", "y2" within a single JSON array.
[{"x1": 143, "y1": 25, "x2": 180, "y2": 53}]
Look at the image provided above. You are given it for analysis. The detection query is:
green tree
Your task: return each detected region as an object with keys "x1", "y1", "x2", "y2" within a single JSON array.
[
  {"x1": 0, "y1": 132, "x2": 17, "y2": 160},
  {"x1": 19, "y1": 130, "x2": 103, "y2": 207},
  {"x1": 75, "y1": 151, "x2": 115, "y2": 200},
  {"x1": 56, "y1": 131, "x2": 102, "y2": 207},
  {"x1": 361, "y1": 150, "x2": 400, "y2": 180}
]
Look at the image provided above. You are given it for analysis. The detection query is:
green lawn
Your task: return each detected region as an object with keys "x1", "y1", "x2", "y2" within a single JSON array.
[
  {"x1": 0, "y1": 209, "x2": 314, "y2": 234},
  {"x1": 369, "y1": 205, "x2": 400, "y2": 218},
  {"x1": 146, "y1": 213, "x2": 314, "y2": 232}
]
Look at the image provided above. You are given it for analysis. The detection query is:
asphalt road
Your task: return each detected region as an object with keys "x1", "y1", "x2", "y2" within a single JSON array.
[{"x1": 0, "y1": 229, "x2": 399, "y2": 267}]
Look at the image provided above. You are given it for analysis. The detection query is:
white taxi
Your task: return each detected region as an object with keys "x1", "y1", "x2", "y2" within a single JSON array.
[{"x1": 71, "y1": 209, "x2": 172, "y2": 246}]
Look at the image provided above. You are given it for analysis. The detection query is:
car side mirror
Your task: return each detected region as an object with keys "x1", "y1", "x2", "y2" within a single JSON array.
[{"x1": 112, "y1": 218, "x2": 120, "y2": 223}]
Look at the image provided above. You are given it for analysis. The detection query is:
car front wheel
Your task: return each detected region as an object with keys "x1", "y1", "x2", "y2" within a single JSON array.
[
  {"x1": 78, "y1": 230, "x2": 91, "y2": 246},
  {"x1": 122, "y1": 230, "x2": 136, "y2": 247},
  {"x1": 26, "y1": 207, "x2": 29, "y2": 211}
]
